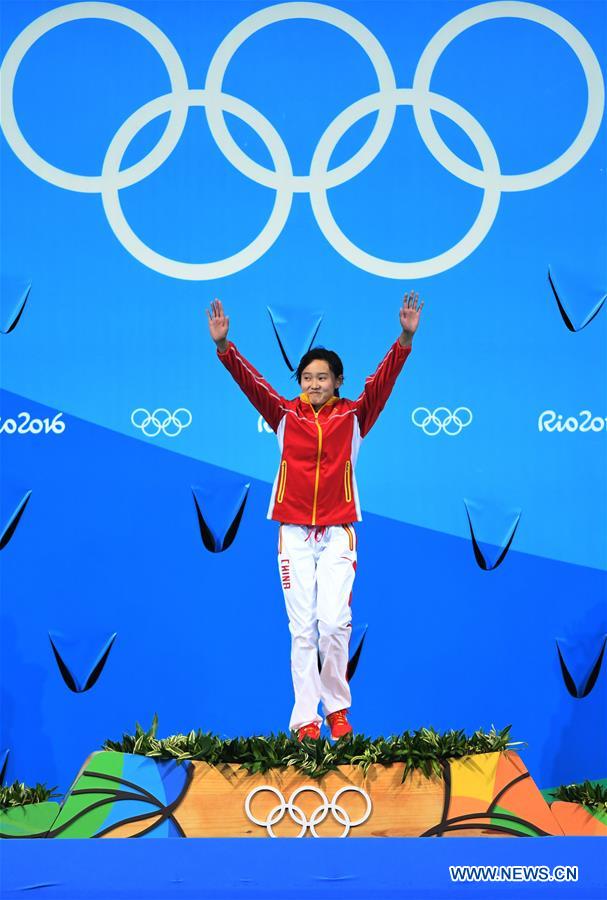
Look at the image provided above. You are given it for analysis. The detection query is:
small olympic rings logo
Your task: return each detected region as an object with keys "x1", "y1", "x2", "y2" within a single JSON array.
[
  {"x1": 412, "y1": 406, "x2": 473, "y2": 436},
  {"x1": 245, "y1": 785, "x2": 372, "y2": 838},
  {"x1": 130, "y1": 407, "x2": 192, "y2": 437},
  {"x1": 0, "y1": 2, "x2": 603, "y2": 280}
]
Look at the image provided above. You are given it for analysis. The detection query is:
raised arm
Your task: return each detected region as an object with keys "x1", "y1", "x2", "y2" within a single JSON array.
[
  {"x1": 355, "y1": 291, "x2": 424, "y2": 438},
  {"x1": 207, "y1": 298, "x2": 286, "y2": 433}
]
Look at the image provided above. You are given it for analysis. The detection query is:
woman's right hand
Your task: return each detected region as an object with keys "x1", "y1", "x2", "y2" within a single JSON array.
[{"x1": 207, "y1": 298, "x2": 230, "y2": 349}]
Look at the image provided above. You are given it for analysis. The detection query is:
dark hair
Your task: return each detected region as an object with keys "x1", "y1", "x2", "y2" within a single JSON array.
[{"x1": 294, "y1": 347, "x2": 344, "y2": 397}]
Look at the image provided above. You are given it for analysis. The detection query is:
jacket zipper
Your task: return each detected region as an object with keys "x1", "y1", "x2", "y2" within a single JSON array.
[
  {"x1": 344, "y1": 460, "x2": 352, "y2": 503},
  {"x1": 306, "y1": 397, "x2": 331, "y2": 526},
  {"x1": 277, "y1": 460, "x2": 287, "y2": 503}
]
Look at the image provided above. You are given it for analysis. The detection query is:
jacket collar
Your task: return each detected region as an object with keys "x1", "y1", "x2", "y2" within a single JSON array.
[{"x1": 299, "y1": 393, "x2": 339, "y2": 414}]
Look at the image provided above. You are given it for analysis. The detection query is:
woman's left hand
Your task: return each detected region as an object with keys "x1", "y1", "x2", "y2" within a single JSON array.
[{"x1": 399, "y1": 291, "x2": 424, "y2": 342}]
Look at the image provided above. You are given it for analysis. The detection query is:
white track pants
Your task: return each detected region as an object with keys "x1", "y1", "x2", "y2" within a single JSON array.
[{"x1": 277, "y1": 523, "x2": 357, "y2": 731}]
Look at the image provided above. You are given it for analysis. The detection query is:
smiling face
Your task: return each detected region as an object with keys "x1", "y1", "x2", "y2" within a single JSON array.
[{"x1": 300, "y1": 359, "x2": 343, "y2": 410}]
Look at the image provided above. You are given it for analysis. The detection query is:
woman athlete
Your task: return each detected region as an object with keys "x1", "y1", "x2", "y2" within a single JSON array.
[{"x1": 207, "y1": 293, "x2": 423, "y2": 741}]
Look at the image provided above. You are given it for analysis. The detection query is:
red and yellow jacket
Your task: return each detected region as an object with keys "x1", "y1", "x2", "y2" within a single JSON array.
[{"x1": 217, "y1": 339, "x2": 412, "y2": 525}]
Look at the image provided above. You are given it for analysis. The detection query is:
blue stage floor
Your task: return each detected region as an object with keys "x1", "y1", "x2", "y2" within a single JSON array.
[{"x1": 1, "y1": 838, "x2": 605, "y2": 900}]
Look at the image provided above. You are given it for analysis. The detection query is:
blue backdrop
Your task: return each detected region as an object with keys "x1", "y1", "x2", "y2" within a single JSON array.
[{"x1": 0, "y1": 0, "x2": 605, "y2": 796}]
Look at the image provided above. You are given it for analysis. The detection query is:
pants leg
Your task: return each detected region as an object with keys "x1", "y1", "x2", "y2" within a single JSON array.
[
  {"x1": 278, "y1": 524, "x2": 323, "y2": 731},
  {"x1": 316, "y1": 524, "x2": 357, "y2": 718}
]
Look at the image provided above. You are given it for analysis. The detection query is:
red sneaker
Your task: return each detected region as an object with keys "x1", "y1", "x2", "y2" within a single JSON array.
[
  {"x1": 297, "y1": 722, "x2": 321, "y2": 742},
  {"x1": 326, "y1": 709, "x2": 353, "y2": 740}
]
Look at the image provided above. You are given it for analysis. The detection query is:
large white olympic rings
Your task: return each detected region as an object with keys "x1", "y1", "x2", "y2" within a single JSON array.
[
  {"x1": 412, "y1": 1, "x2": 605, "y2": 192},
  {"x1": 310, "y1": 88, "x2": 501, "y2": 278},
  {"x1": 0, "y1": 1, "x2": 603, "y2": 280},
  {"x1": 204, "y1": 2, "x2": 397, "y2": 193},
  {"x1": 0, "y1": 2, "x2": 189, "y2": 193},
  {"x1": 102, "y1": 89, "x2": 293, "y2": 279},
  {"x1": 245, "y1": 784, "x2": 372, "y2": 837}
]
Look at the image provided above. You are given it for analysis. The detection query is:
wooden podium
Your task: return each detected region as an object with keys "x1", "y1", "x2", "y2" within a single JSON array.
[{"x1": 23, "y1": 748, "x2": 600, "y2": 838}]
